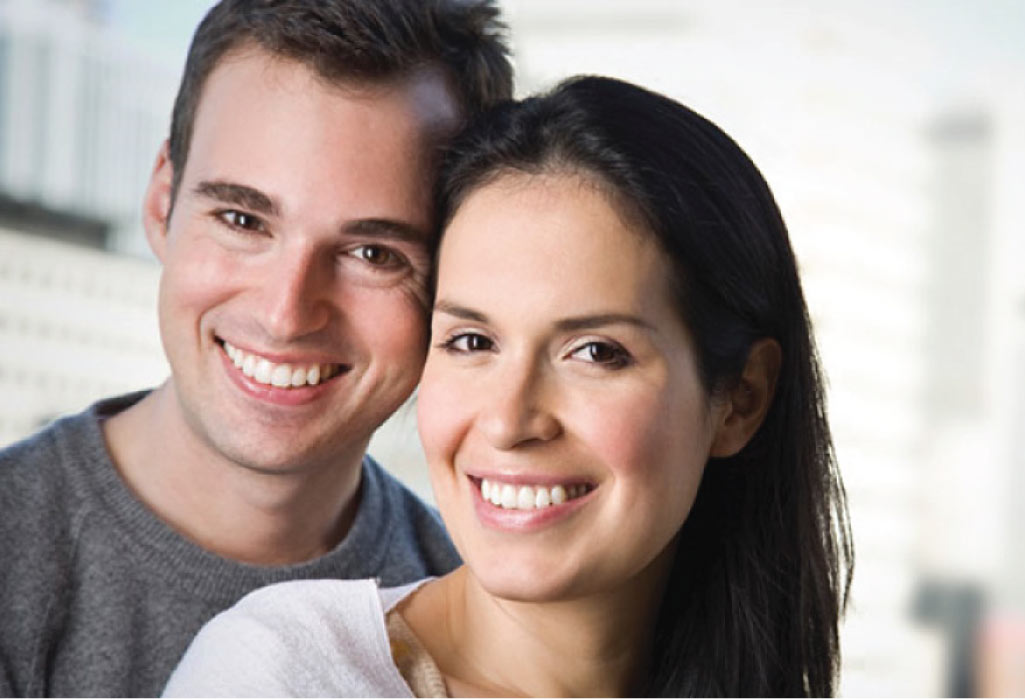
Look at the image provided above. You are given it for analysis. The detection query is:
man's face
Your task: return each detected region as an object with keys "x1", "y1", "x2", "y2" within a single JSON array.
[{"x1": 143, "y1": 48, "x2": 459, "y2": 474}]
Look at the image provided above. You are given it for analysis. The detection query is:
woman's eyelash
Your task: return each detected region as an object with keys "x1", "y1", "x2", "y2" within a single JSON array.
[
  {"x1": 438, "y1": 333, "x2": 494, "y2": 353},
  {"x1": 435, "y1": 333, "x2": 633, "y2": 369},
  {"x1": 570, "y1": 340, "x2": 634, "y2": 368}
]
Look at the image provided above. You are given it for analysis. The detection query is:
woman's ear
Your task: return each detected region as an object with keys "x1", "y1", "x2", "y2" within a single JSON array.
[
  {"x1": 143, "y1": 140, "x2": 174, "y2": 263},
  {"x1": 709, "y1": 338, "x2": 782, "y2": 458}
]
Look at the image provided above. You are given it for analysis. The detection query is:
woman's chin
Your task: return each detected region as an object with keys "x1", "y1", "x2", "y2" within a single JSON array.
[{"x1": 466, "y1": 556, "x2": 592, "y2": 604}]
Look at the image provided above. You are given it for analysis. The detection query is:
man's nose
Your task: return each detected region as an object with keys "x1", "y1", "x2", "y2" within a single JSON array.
[
  {"x1": 260, "y1": 243, "x2": 332, "y2": 341},
  {"x1": 477, "y1": 359, "x2": 562, "y2": 451}
]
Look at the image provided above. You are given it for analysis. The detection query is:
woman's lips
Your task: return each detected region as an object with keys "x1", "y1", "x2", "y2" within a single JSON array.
[
  {"x1": 468, "y1": 474, "x2": 596, "y2": 532},
  {"x1": 474, "y1": 476, "x2": 594, "y2": 511}
]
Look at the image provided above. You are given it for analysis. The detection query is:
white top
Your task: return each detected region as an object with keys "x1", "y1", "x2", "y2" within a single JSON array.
[{"x1": 162, "y1": 578, "x2": 428, "y2": 697}]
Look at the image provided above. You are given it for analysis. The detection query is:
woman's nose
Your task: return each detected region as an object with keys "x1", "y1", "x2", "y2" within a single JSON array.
[{"x1": 476, "y1": 360, "x2": 562, "y2": 450}]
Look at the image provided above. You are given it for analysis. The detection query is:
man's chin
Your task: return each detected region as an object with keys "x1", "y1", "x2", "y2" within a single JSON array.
[
  {"x1": 225, "y1": 439, "x2": 356, "y2": 476},
  {"x1": 195, "y1": 421, "x2": 363, "y2": 476}
]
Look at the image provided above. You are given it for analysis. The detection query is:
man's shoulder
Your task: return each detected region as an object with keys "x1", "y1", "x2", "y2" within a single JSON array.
[
  {"x1": 364, "y1": 456, "x2": 441, "y2": 525},
  {"x1": 360, "y1": 456, "x2": 460, "y2": 580},
  {"x1": 0, "y1": 409, "x2": 89, "y2": 503},
  {"x1": 0, "y1": 423, "x2": 58, "y2": 477},
  {"x1": 0, "y1": 393, "x2": 139, "y2": 499},
  {"x1": 0, "y1": 392, "x2": 149, "y2": 580},
  {"x1": 0, "y1": 403, "x2": 108, "y2": 695},
  {"x1": 0, "y1": 392, "x2": 144, "y2": 474}
]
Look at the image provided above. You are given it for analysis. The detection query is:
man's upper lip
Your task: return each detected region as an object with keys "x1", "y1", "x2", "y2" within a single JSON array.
[{"x1": 218, "y1": 337, "x2": 344, "y2": 366}]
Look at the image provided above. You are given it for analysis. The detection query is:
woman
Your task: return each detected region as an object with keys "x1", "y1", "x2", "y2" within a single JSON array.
[{"x1": 164, "y1": 76, "x2": 853, "y2": 697}]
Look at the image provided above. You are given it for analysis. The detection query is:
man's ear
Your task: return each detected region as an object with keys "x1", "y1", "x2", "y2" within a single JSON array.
[
  {"x1": 143, "y1": 140, "x2": 175, "y2": 263},
  {"x1": 709, "y1": 338, "x2": 782, "y2": 458}
]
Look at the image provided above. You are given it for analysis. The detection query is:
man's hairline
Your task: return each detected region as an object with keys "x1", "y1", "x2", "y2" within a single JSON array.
[{"x1": 168, "y1": 41, "x2": 466, "y2": 215}]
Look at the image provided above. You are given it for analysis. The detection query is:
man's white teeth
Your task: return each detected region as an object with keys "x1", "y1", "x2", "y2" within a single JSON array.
[
  {"x1": 480, "y1": 479, "x2": 589, "y2": 510},
  {"x1": 222, "y1": 341, "x2": 339, "y2": 388}
]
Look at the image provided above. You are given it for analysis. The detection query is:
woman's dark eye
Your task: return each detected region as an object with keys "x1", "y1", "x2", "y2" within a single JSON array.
[
  {"x1": 443, "y1": 333, "x2": 494, "y2": 353},
  {"x1": 570, "y1": 341, "x2": 632, "y2": 368}
]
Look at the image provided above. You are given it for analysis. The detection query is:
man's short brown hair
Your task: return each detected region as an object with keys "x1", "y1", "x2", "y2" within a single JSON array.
[{"x1": 167, "y1": 0, "x2": 513, "y2": 202}]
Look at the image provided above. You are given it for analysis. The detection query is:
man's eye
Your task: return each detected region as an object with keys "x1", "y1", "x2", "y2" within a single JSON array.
[
  {"x1": 441, "y1": 333, "x2": 494, "y2": 353},
  {"x1": 351, "y1": 245, "x2": 403, "y2": 268},
  {"x1": 569, "y1": 341, "x2": 632, "y2": 368},
  {"x1": 218, "y1": 210, "x2": 264, "y2": 232}
]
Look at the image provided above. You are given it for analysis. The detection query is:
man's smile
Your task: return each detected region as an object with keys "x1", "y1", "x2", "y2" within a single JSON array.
[{"x1": 220, "y1": 339, "x2": 347, "y2": 389}]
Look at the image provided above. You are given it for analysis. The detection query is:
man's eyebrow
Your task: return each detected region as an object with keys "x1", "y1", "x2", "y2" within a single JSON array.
[
  {"x1": 190, "y1": 185, "x2": 428, "y2": 242},
  {"x1": 344, "y1": 218, "x2": 431, "y2": 243},
  {"x1": 193, "y1": 181, "x2": 279, "y2": 216}
]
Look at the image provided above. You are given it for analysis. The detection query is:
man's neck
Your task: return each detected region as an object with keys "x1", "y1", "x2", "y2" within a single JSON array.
[{"x1": 101, "y1": 382, "x2": 363, "y2": 566}]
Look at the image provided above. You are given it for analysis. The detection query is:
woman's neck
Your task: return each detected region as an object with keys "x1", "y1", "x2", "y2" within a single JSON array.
[{"x1": 403, "y1": 561, "x2": 670, "y2": 698}]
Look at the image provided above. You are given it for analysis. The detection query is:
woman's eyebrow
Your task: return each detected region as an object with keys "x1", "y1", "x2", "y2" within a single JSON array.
[
  {"x1": 434, "y1": 301, "x2": 652, "y2": 333},
  {"x1": 553, "y1": 314, "x2": 653, "y2": 332},
  {"x1": 434, "y1": 300, "x2": 489, "y2": 324}
]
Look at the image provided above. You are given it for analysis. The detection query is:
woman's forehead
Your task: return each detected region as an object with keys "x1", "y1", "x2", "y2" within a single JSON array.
[{"x1": 435, "y1": 172, "x2": 679, "y2": 328}]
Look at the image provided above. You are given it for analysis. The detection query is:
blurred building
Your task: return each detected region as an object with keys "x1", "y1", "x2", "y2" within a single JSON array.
[
  {"x1": 0, "y1": 0, "x2": 176, "y2": 441},
  {"x1": 0, "y1": 0, "x2": 179, "y2": 256},
  {"x1": 0, "y1": 227, "x2": 165, "y2": 445}
]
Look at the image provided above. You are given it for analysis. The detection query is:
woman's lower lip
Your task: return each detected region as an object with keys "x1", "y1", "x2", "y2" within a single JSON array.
[
  {"x1": 470, "y1": 479, "x2": 592, "y2": 532},
  {"x1": 220, "y1": 349, "x2": 341, "y2": 406}
]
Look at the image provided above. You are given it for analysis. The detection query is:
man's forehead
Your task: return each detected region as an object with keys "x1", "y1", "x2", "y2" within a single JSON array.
[
  {"x1": 203, "y1": 46, "x2": 461, "y2": 132},
  {"x1": 312, "y1": 63, "x2": 463, "y2": 140}
]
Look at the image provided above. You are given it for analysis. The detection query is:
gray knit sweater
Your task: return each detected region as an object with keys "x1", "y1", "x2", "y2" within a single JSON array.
[{"x1": 0, "y1": 392, "x2": 460, "y2": 697}]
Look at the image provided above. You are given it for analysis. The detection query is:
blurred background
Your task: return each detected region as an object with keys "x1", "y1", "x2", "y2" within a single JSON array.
[{"x1": 1, "y1": 0, "x2": 1022, "y2": 694}]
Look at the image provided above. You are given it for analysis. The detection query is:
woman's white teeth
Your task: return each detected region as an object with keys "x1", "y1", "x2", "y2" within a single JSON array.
[
  {"x1": 480, "y1": 478, "x2": 588, "y2": 510},
  {"x1": 487, "y1": 482, "x2": 502, "y2": 507},
  {"x1": 223, "y1": 341, "x2": 338, "y2": 388}
]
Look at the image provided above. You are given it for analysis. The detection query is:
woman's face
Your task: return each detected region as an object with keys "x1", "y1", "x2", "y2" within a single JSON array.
[{"x1": 418, "y1": 172, "x2": 727, "y2": 602}]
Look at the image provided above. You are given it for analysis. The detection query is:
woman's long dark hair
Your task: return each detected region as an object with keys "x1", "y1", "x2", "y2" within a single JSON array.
[{"x1": 436, "y1": 76, "x2": 853, "y2": 697}]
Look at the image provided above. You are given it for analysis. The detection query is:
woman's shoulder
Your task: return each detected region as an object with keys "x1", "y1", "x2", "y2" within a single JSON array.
[
  {"x1": 234, "y1": 577, "x2": 382, "y2": 616},
  {"x1": 163, "y1": 578, "x2": 421, "y2": 697}
]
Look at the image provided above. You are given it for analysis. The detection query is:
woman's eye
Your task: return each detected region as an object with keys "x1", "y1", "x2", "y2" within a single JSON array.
[
  {"x1": 218, "y1": 210, "x2": 264, "y2": 232},
  {"x1": 351, "y1": 244, "x2": 403, "y2": 268},
  {"x1": 569, "y1": 341, "x2": 632, "y2": 368},
  {"x1": 441, "y1": 333, "x2": 494, "y2": 353}
]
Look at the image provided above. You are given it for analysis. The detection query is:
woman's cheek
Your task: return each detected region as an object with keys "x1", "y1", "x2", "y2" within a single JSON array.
[
  {"x1": 417, "y1": 364, "x2": 467, "y2": 466},
  {"x1": 571, "y1": 386, "x2": 673, "y2": 477}
]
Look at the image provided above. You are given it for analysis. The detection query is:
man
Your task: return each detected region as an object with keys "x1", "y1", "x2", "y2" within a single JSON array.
[{"x1": 0, "y1": 1, "x2": 512, "y2": 695}]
